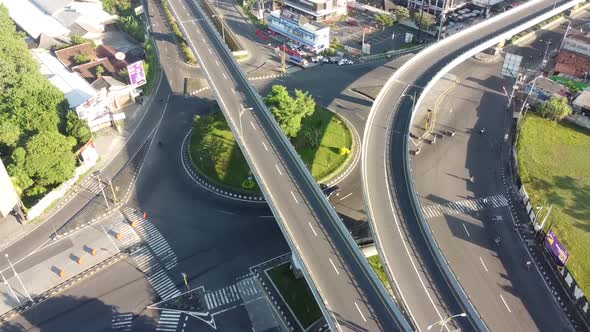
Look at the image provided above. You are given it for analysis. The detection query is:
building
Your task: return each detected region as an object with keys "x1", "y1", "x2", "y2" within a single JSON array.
[
  {"x1": 524, "y1": 76, "x2": 569, "y2": 105},
  {"x1": 572, "y1": 90, "x2": 590, "y2": 115},
  {"x1": 268, "y1": 9, "x2": 330, "y2": 52},
  {"x1": 280, "y1": 0, "x2": 347, "y2": 21},
  {"x1": 0, "y1": 0, "x2": 116, "y2": 41},
  {"x1": 407, "y1": 0, "x2": 467, "y2": 17},
  {"x1": 562, "y1": 33, "x2": 590, "y2": 58},
  {"x1": 555, "y1": 50, "x2": 590, "y2": 79}
]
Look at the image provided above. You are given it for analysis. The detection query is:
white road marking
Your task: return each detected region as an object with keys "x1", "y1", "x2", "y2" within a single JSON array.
[
  {"x1": 479, "y1": 257, "x2": 488, "y2": 272},
  {"x1": 308, "y1": 222, "x2": 318, "y2": 236},
  {"x1": 232, "y1": 88, "x2": 236, "y2": 95},
  {"x1": 339, "y1": 193, "x2": 353, "y2": 201},
  {"x1": 290, "y1": 191, "x2": 299, "y2": 204},
  {"x1": 201, "y1": 37, "x2": 206, "y2": 43},
  {"x1": 354, "y1": 302, "x2": 367, "y2": 322},
  {"x1": 500, "y1": 294, "x2": 512, "y2": 312},
  {"x1": 262, "y1": 142, "x2": 269, "y2": 151},
  {"x1": 275, "y1": 164, "x2": 282, "y2": 175},
  {"x1": 215, "y1": 60, "x2": 220, "y2": 66},
  {"x1": 329, "y1": 258, "x2": 340, "y2": 275},
  {"x1": 208, "y1": 48, "x2": 213, "y2": 54},
  {"x1": 222, "y1": 73, "x2": 227, "y2": 80},
  {"x1": 462, "y1": 223, "x2": 470, "y2": 237},
  {"x1": 354, "y1": 112, "x2": 365, "y2": 121},
  {"x1": 216, "y1": 209, "x2": 235, "y2": 215},
  {"x1": 250, "y1": 121, "x2": 256, "y2": 130}
]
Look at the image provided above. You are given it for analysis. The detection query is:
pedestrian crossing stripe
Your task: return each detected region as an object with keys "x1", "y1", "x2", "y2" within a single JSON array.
[
  {"x1": 156, "y1": 310, "x2": 181, "y2": 332},
  {"x1": 111, "y1": 312, "x2": 133, "y2": 331},
  {"x1": 421, "y1": 195, "x2": 509, "y2": 219},
  {"x1": 148, "y1": 268, "x2": 181, "y2": 300},
  {"x1": 204, "y1": 277, "x2": 261, "y2": 311},
  {"x1": 123, "y1": 208, "x2": 178, "y2": 270}
]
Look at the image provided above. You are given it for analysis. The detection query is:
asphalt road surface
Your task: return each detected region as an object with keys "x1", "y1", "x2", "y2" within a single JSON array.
[{"x1": 363, "y1": 0, "x2": 581, "y2": 331}]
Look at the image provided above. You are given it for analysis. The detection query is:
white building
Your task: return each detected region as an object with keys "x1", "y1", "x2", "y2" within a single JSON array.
[
  {"x1": 562, "y1": 33, "x2": 590, "y2": 58},
  {"x1": 281, "y1": 0, "x2": 347, "y2": 21},
  {"x1": 268, "y1": 9, "x2": 330, "y2": 52}
]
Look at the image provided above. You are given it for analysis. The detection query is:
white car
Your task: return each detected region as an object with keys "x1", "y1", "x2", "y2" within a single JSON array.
[
  {"x1": 337, "y1": 58, "x2": 353, "y2": 65},
  {"x1": 311, "y1": 55, "x2": 324, "y2": 63}
]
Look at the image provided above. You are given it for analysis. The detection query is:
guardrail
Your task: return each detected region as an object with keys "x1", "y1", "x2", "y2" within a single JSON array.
[
  {"x1": 171, "y1": 0, "x2": 414, "y2": 330},
  {"x1": 400, "y1": 0, "x2": 583, "y2": 330},
  {"x1": 358, "y1": 44, "x2": 426, "y2": 63}
]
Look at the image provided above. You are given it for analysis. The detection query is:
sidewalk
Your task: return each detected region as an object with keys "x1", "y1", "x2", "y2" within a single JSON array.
[{"x1": 0, "y1": 212, "x2": 139, "y2": 315}]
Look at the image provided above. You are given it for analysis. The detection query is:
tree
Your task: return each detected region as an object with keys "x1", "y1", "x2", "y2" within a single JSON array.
[
  {"x1": 0, "y1": 121, "x2": 21, "y2": 147},
  {"x1": 74, "y1": 54, "x2": 89, "y2": 64},
  {"x1": 375, "y1": 13, "x2": 395, "y2": 29},
  {"x1": 265, "y1": 85, "x2": 316, "y2": 138},
  {"x1": 394, "y1": 6, "x2": 410, "y2": 22},
  {"x1": 537, "y1": 96, "x2": 572, "y2": 121},
  {"x1": 96, "y1": 65, "x2": 105, "y2": 77},
  {"x1": 413, "y1": 12, "x2": 436, "y2": 30},
  {"x1": 65, "y1": 111, "x2": 91, "y2": 148},
  {"x1": 70, "y1": 35, "x2": 85, "y2": 45},
  {"x1": 22, "y1": 132, "x2": 77, "y2": 190}
]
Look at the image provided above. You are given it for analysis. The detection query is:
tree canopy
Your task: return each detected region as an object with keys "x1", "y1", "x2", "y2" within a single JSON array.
[
  {"x1": 536, "y1": 96, "x2": 573, "y2": 121},
  {"x1": 413, "y1": 11, "x2": 436, "y2": 30},
  {"x1": 265, "y1": 85, "x2": 316, "y2": 138},
  {"x1": 0, "y1": 4, "x2": 89, "y2": 205},
  {"x1": 375, "y1": 13, "x2": 395, "y2": 29},
  {"x1": 394, "y1": 6, "x2": 410, "y2": 22}
]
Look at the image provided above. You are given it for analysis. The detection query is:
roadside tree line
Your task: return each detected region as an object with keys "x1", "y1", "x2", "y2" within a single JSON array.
[{"x1": 0, "y1": 5, "x2": 91, "y2": 206}]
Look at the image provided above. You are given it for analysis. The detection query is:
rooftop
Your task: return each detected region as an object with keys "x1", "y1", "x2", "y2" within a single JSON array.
[
  {"x1": 54, "y1": 42, "x2": 98, "y2": 68},
  {"x1": 532, "y1": 76, "x2": 568, "y2": 96},
  {"x1": 1, "y1": 0, "x2": 70, "y2": 38},
  {"x1": 567, "y1": 33, "x2": 590, "y2": 45},
  {"x1": 74, "y1": 57, "x2": 118, "y2": 83},
  {"x1": 31, "y1": 48, "x2": 96, "y2": 108},
  {"x1": 556, "y1": 50, "x2": 590, "y2": 77}
]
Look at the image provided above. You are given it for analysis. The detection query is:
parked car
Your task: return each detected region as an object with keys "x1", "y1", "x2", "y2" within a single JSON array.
[
  {"x1": 347, "y1": 20, "x2": 359, "y2": 26},
  {"x1": 311, "y1": 55, "x2": 324, "y2": 63},
  {"x1": 338, "y1": 58, "x2": 353, "y2": 65},
  {"x1": 319, "y1": 184, "x2": 339, "y2": 198}
]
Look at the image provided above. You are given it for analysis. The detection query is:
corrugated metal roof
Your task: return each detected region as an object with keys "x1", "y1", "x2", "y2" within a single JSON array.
[
  {"x1": 31, "y1": 48, "x2": 96, "y2": 108},
  {"x1": 0, "y1": 0, "x2": 70, "y2": 38}
]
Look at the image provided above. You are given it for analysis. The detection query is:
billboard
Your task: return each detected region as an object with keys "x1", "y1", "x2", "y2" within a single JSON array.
[
  {"x1": 545, "y1": 229, "x2": 570, "y2": 266},
  {"x1": 127, "y1": 60, "x2": 146, "y2": 88},
  {"x1": 0, "y1": 158, "x2": 19, "y2": 217}
]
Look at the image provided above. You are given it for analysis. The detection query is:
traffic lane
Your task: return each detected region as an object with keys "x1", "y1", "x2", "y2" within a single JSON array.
[
  {"x1": 363, "y1": 80, "x2": 455, "y2": 331},
  {"x1": 5, "y1": 258, "x2": 156, "y2": 332},
  {"x1": 181, "y1": 16, "x2": 385, "y2": 332}
]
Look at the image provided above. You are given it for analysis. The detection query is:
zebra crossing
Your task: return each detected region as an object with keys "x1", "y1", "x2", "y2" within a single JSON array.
[
  {"x1": 130, "y1": 246, "x2": 159, "y2": 274},
  {"x1": 111, "y1": 312, "x2": 133, "y2": 331},
  {"x1": 147, "y1": 268, "x2": 181, "y2": 301},
  {"x1": 81, "y1": 179, "x2": 106, "y2": 195},
  {"x1": 156, "y1": 310, "x2": 182, "y2": 332},
  {"x1": 110, "y1": 220, "x2": 141, "y2": 249},
  {"x1": 204, "y1": 277, "x2": 261, "y2": 311},
  {"x1": 123, "y1": 207, "x2": 178, "y2": 270},
  {"x1": 421, "y1": 195, "x2": 509, "y2": 219}
]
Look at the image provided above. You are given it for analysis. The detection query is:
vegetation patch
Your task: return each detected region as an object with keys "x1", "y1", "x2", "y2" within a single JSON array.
[
  {"x1": 517, "y1": 114, "x2": 590, "y2": 294},
  {"x1": 158, "y1": 0, "x2": 198, "y2": 64},
  {"x1": 368, "y1": 255, "x2": 391, "y2": 291},
  {"x1": 188, "y1": 86, "x2": 354, "y2": 193},
  {"x1": 551, "y1": 75, "x2": 589, "y2": 93},
  {"x1": 268, "y1": 263, "x2": 322, "y2": 328}
]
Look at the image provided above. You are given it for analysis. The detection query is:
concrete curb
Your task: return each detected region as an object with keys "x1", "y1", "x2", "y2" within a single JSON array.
[
  {"x1": 181, "y1": 129, "x2": 266, "y2": 203},
  {"x1": 322, "y1": 108, "x2": 361, "y2": 187}
]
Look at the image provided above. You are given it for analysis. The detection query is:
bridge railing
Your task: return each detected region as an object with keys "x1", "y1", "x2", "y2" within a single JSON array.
[
  {"x1": 401, "y1": 0, "x2": 583, "y2": 331},
  {"x1": 170, "y1": 0, "x2": 414, "y2": 330}
]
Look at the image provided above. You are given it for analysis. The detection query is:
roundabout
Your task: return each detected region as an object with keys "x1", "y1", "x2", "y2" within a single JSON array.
[{"x1": 184, "y1": 103, "x2": 357, "y2": 201}]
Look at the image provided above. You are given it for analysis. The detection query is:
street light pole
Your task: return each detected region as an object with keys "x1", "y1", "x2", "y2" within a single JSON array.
[
  {"x1": 437, "y1": 10, "x2": 448, "y2": 41},
  {"x1": 6, "y1": 254, "x2": 32, "y2": 302},
  {"x1": 239, "y1": 105, "x2": 253, "y2": 136},
  {"x1": 541, "y1": 40, "x2": 552, "y2": 69},
  {"x1": 417, "y1": 0, "x2": 425, "y2": 42},
  {"x1": 427, "y1": 312, "x2": 467, "y2": 331},
  {"x1": 559, "y1": 20, "x2": 572, "y2": 52}
]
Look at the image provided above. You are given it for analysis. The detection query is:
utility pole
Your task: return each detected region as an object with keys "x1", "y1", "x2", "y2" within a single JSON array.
[
  {"x1": 558, "y1": 20, "x2": 572, "y2": 52},
  {"x1": 541, "y1": 40, "x2": 552, "y2": 69},
  {"x1": 6, "y1": 254, "x2": 32, "y2": 302},
  {"x1": 93, "y1": 171, "x2": 109, "y2": 209},
  {"x1": 281, "y1": 42, "x2": 286, "y2": 73},
  {"x1": 417, "y1": 0, "x2": 425, "y2": 42},
  {"x1": 437, "y1": 10, "x2": 448, "y2": 41},
  {"x1": 108, "y1": 179, "x2": 118, "y2": 204}
]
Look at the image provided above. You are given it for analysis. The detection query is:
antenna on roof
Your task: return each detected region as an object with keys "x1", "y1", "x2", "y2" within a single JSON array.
[{"x1": 115, "y1": 52, "x2": 126, "y2": 60}]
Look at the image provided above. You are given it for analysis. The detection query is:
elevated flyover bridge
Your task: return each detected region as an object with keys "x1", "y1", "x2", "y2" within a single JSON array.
[
  {"x1": 165, "y1": 0, "x2": 413, "y2": 330},
  {"x1": 363, "y1": 0, "x2": 583, "y2": 331}
]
